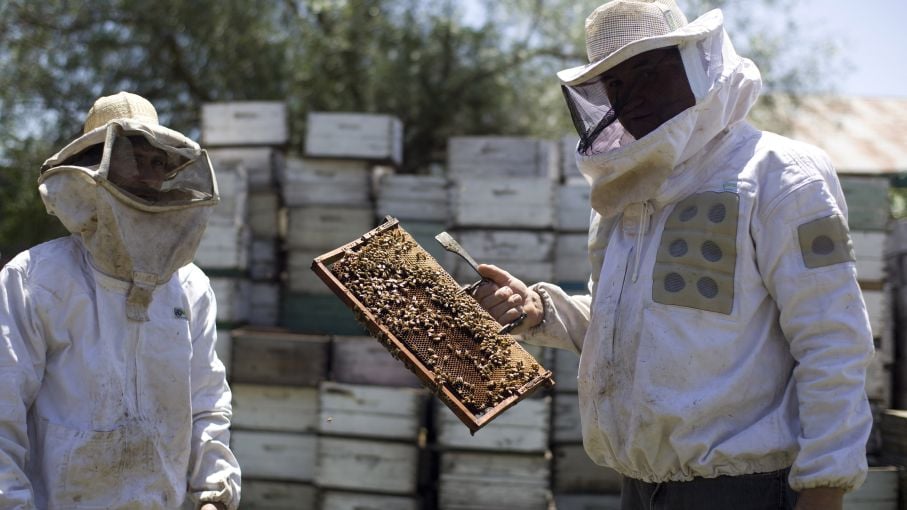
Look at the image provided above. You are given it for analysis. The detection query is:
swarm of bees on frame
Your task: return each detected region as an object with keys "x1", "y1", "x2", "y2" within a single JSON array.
[{"x1": 331, "y1": 227, "x2": 543, "y2": 414}]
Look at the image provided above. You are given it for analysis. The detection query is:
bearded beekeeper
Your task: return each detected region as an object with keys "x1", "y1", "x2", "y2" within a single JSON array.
[
  {"x1": 474, "y1": 1, "x2": 873, "y2": 509},
  {"x1": 0, "y1": 92, "x2": 240, "y2": 509}
]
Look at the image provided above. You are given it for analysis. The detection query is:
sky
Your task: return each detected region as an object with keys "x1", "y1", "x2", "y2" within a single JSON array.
[{"x1": 790, "y1": 0, "x2": 907, "y2": 98}]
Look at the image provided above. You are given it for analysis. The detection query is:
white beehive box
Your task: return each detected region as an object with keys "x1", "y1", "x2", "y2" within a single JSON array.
[
  {"x1": 553, "y1": 443, "x2": 622, "y2": 493},
  {"x1": 447, "y1": 136, "x2": 557, "y2": 179},
  {"x1": 318, "y1": 382, "x2": 427, "y2": 441},
  {"x1": 286, "y1": 206, "x2": 374, "y2": 252},
  {"x1": 231, "y1": 384, "x2": 319, "y2": 433},
  {"x1": 555, "y1": 233, "x2": 591, "y2": 284},
  {"x1": 560, "y1": 135, "x2": 583, "y2": 182},
  {"x1": 852, "y1": 230, "x2": 886, "y2": 283},
  {"x1": 316, "y1": 436, "x2": 420, "y2": 494},
  {"x1": 438, "y1": 451, "x2": 551, "y2": 510},
  {"x1": 287, "y1": 249, "x2": 333, "y2": 294},
  {"x1": 842, "y1": 466, "x2": 898, "y2": 510},
  {"x1": 450, "y1": 178, "x2": 555, "y2": 229},
  {"x1": 553, "y1": 350, "x2": 580, "y2": 393},
  {"x1": 863, "y1": 289, "x2": 885, "y2": 337},
  {"x1": 447, "y1": 230, "x2": 556, "y2": 285},
  {"x1": 376, "y1": 174, "x2": 449, "y2": 222},
  {"x1": 209, "y1": 276, "x2": 251, "y2": 324},
  {"x1": 249, "y1": 238, "x2": 279, "y2": 281},
  {"x1": 231, "y1": 430, "x2": 317, "y2": 482},
  {"x1": 321, "y1": 491, "x2": 419, "y2": 510},
  {"x1": 281, "y1": 158, "x2": 372, "y2": 207},
  {"x1": 436, "y1": 397, "x2": 550, "y2": 453},
  {"x1": 247, "y1": 190, "x2": 280, "y2": 239},
  {"x1": 248, "y1": 281, "x2": 279, "y2": 326},
  {"x1": 202, "y1": 101, "x2": 288, "y2": 147},
  {"x1": 196, "y1": 222, "x2": 250, "y2": 271},
  {"x1": 207, "y1": 147, "x2": 282, "y2": 190},
  {"x1": 215, "y1": 327, "x2": 232, "y2": 376},
  {"x1": 552, "y1": 392, "x2": 583, "y2": 444},
  {"x1": 558, "y1": 181, "x2": 592, "y2": 232},
  {"x1": 211, "y1": 162, "x2": 248, "y2": 224},
  {"x1": 240, "y1": 480, "x2": 317, "y2": 510},
  {"x1": 330, "y1": 335, "x2": 422, "y2": 387},
  {"x1": 306, "y1": 112, "x2": 403, "y2": 166}
]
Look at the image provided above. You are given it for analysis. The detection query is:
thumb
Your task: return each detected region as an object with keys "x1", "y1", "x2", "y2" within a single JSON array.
[{"x1": 477, "y1": 264, "x2": 513, "y2": 286}]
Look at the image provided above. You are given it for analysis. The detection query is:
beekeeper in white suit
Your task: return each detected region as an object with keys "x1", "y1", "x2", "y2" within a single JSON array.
[
  {"x1": 0, "y1": 92, "x2": 240, "y2": 509},
  {"x1": 475, "y1": 1, "x2": 873, "y2": 509}
]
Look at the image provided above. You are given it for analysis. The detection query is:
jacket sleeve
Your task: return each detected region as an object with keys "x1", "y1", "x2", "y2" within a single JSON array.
[
  {"x1": 186, "y1": 284, "x2": 241, "y2": 510},
  {"x1": 521, "y1": 282, "x2": 592, "y2": 354},
  {"x1": 753, "y1": 157, "x2": 873, "y2": 491},
  {"x1": 0, "y1": 264, "x2": 45, "y2": 509}
]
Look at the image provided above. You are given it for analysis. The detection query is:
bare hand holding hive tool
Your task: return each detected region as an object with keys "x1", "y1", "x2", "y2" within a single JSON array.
[{"x1": 434, "y1": 231, "x2": 527, "y2": 335}]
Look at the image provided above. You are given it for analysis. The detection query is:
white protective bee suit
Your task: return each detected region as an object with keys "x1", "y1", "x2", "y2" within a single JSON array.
[
  {"x1": 523, "y1": 6, "x2": 874, "y2": 492},
  {"x1": 0, "y1": 93, "x2": 241, "y2": 509}
]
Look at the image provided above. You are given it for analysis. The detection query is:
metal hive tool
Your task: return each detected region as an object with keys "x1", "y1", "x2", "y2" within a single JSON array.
[{"x1": 311, "y1": 217, "x2": 554, "y2": 432}]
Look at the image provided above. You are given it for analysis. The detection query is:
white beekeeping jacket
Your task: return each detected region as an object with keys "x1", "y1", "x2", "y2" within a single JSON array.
[
  {"x1": 524, "y1": 9, "x2": 873, "y2": 492},
  {"x1": 0, "y1": 236, "x2": 240, "y2": 509}
]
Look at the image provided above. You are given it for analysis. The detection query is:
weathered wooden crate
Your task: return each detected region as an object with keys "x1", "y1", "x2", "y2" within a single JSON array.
[
  {"x1": 311, "y1": 219, "x2": 554, "y2": 432},
  {"x1": 207, "y1": 147, "x2": 282, "y2": 190},
  {"x1": 376, "y1": 174, "x2": 449, "y2": 222},
  {"x1": 201, "y1": 101, "x2": 288, "y2": 147},
  {"x1": 210, "y1": 162, "x2": 248, "y2": 224},
  {"x1": 231, "y1": 383, "x2": 319, "y2": 433},
  {"x1": 209, "y1": 276, "x2": 250, "y2": 324},
  {"x1": 840, "y1": 175, "x2": 891, "y2": 231},
  {"x1": 281, "y1": 158, "x2": 372, "y2": 207},
  {"x1": 852, "y1": 230, "x2": 887, "y2": 283},
  {"x1": 321, "y1": 491, "x2": 420, "y2": 510},
  {"x1": 435, "y1": 397, "x2": 550, "y2": 453},
  {"x1": 196, "y1": 221, "x2": 250, "y2": 271},
  {"x1": 553, "y1": 350, "x2": 581, "y2": 393},
  {"x1": 286, "y1": 206, "x2": 375, "y2": 252},
  {"x1": 560, "y1": 135, "x2": 583, "y2": 182},
  {"x1": 558, "y1": 182, "x2": 592, "y2": 232},
  {"x1": 279, "y1": 292, "x2": 368, "y2": 335},
  {"x1": 553, "y1": 443, "x2": 622, "y2": 493},
  {"x1": 553, "y1": 392, "x2": 583, "y2": 444},
  {"x1": 248, "y1": 281, "x2": 280, "y2": 327},
  {"x1": 288, "y1": 250, "x2": 336, "y2": 294},
  {"x1": 450, "y1": 178, "x2": 555, "y2": 229},
  {"x1": 842, "y1": 466, "x2": 899, "y2": 510},
  {"x1": 316, "y1": 436, "x2": 420, "y2": 494},
  {"x1": 554, "y1": 494, "x2": 621, "y2": 510},
  {"x1": 247, "y1": 189, "x2": 280, "y2": 239},
  {"x1": 230, "y1": 430, "x2": 317, "y2": 482},
  {"x1": 230, "y1": 328, "x2": 330, "y2": 386},
  {"x1": 438, "y1": 451, "x2": 551, "y2": 510},
  {"x1": 305, "y1": 112, "x2": 403, "y2": 166},
  {"x1": 331, "y1": 335, "x2": 422, "y2": 387},
  {"x1": 556, "y1": 233, "x2": 592, "y2": 284},
  {"x1": 249, "y1": 237, "x2": 279, "y2": 281},
  {"x1": 447, "y1": 136, "x2": 557, "y2": 179},
  {"x1": 318, "y1": 382, "x2": 427, "y2": 441},
  {"x1": 239, "y1": 480, "x2": 317, "y2": 510}
]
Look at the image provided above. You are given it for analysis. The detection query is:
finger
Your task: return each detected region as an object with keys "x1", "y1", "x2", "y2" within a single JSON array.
[
  {"x1": 489, "y1": 293, "x2": 523, "y2": 320},
  {"x1": 480, "y1": 285, "x2": 514, "y2": 310},
  {"x1": 472, "y1": 280, "x2": 500, "y2": 300}
]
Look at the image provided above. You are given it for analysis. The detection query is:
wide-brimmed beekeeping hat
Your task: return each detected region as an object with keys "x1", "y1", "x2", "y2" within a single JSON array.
[
  {"x1": 558, "y1": 0, "x2": 714, "y2": 86},
  {"x1": 82, "y1": 91, "x2": 160, "y2": 134}
]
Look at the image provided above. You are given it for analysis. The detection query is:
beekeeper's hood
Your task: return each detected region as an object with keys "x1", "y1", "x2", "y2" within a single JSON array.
[
  {"x1": 38, "y1": 92, "x2": 219, "y2": 321},
  {"x1": 559, "y1": 0, "x2": 762, "y2": 219}
]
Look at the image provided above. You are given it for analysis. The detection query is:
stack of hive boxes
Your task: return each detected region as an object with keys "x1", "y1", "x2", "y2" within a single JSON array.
[
  {"x1": 838, "y1": 175, "x2": 894, "y2": 406},
  {"x1": 198, "y1": 101, "x2": 289, "y2": 371},
  {"x1": 556, "y1": 135, "x2": 593, "y2": 290},
  {"x1": 376, "y1": 173, "x2": 450, "y2": 264},
  {"x1": 446, "y1": 137, "x2": 558, "y2": 286},
  {"x1": 280, "y1": 112, "x2": 403, "y2": 335}
]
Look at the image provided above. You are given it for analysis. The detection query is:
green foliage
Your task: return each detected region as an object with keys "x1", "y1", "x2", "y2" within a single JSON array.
[{"x1": 0, "y1": 0, "x2": 842, "y2": 258}]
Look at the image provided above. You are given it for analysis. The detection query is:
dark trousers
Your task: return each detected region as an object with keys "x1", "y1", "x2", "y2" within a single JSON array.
[{"x1": 620, "y1": 469, "x2": 798, "y2": 510}]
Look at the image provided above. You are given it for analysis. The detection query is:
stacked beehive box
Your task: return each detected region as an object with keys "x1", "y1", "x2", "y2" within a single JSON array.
[
  {"x1": 839, "y1": 175, "x2": 894, "y2": 407},
  {"x1": 199, "y1": 101, "x2": 289, "y2": 371},
  {"x1": 280, "y1": 112, "x2": 403, "y2": 335},
  {"x1": 446, "y1": 137, "x2": 558, "y2": 285},
  {"x1": 376, "y1": 173, "x2": 450, "y2": 263},
  {"x1": 228, "y1": 328, "x2": 329, "y2": 509},
  {"x1": 556, "y1": 136, "x2": 593, "y2": 290},
  {"x1": 317, "y1": 335, "x2": 428, "y2": 508}
]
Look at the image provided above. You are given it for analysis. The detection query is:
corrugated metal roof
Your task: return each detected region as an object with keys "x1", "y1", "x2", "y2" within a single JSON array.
[{"x1": 752, "y1": 95, "x2": 907, "y2": 175}]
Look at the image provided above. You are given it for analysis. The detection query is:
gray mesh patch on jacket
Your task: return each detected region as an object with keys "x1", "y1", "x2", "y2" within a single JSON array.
[
  {"x1": 798, "y1": 214, "x2": 855, "y2": 268},
  {"x1": 653, "y1": 192, "x2": 739, "y2": 314}
]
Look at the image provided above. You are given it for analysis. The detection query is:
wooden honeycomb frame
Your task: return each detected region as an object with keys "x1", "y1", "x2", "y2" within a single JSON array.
[{"x1": 311, "y1": 217, "x2": 554, "y2": 432}]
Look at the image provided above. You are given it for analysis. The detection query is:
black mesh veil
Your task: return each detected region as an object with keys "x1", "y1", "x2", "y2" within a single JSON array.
[{"x1": 562, "y1": 76, "x2": 630, "y2": 155}]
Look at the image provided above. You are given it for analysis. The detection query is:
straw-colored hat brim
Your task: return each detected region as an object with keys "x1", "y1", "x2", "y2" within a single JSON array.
[{"x1": 557, "y1": 9, "x2": 722, "y2": 86}]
